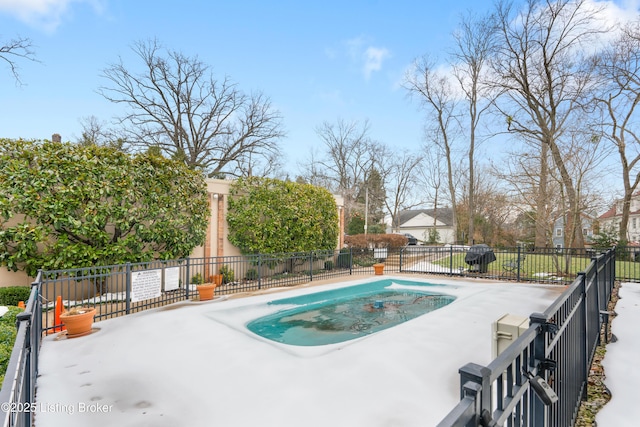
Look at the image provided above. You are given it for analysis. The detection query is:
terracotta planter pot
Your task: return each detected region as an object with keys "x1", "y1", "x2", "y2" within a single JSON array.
[
  {"x1": 211, "y1": 274, "x2": 223, "y2": 286},
  {"x1": 373, "y1": 263, "x2": 385, "y2": 275},
  {"x1": 60, "y1": 307, "x2": 96, "y2": 338},
  {"x1": 196, "y1": 283, "x2": 217, "y2": 301}
]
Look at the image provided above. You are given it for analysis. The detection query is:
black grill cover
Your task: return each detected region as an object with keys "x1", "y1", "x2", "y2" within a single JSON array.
[{"x1": 465, "y1": 244, "x2": 497, "y2": 266}]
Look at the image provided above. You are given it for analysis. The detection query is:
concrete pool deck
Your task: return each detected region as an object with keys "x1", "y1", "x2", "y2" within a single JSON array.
[{"x1": 34, "y1": 275, "x2": 569, "y2": 426}]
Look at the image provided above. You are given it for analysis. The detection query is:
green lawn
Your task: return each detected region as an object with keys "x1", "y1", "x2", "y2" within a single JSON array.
[{"x1": 431, "y1": 252, "x2": 640, "y2": 281}]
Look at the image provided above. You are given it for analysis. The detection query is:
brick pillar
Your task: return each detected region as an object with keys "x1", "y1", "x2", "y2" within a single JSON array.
[
  {"x1": 204, "y1": 193, "x2": 213, "y2": 260},
  {"x1": 217, "y1": 195, "x2": 225, "y2": 257},
  {"x1": 339, "y1": 206, "x2": 345, "y2": 248}
]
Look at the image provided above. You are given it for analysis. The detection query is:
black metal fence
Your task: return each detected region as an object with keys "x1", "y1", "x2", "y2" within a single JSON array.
[
  {"x1": 437, "y1": 248, "x2": 616, "y2": 426},
  {"x1": 0, "y1": 245, "x2": 632, "y2": 427},
  {"x1": 0, "y1": 275, "x2": 41, "y2": 427}
]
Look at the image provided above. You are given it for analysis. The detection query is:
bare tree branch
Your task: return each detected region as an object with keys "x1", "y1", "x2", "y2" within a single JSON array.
[
  {"x1": 592, "y1": 19, "x2": 640, "y2": 243},
  {"x1": 491, "y1": 0, "x2": 608, "y2": 248},
  {"x1": 98, "y1": 39, "x2": 285, "y2": 178},
  {"x1": 404, "y1": 55, "x2": 461, "y2": 241},
  {"x1": 1, "y1": 35, "x2": 37, "y2": 85},
  {"x1": 450, "y1": 12, "x2": 499, "y2": 244},
  {"x1": 311, "y1": 118, "x2": 379, "y2": 224}
]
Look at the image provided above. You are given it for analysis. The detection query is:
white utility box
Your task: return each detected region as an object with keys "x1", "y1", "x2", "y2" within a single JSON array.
[{"x1": 492, "y1": 314, "x2": 529, "y2": 359}]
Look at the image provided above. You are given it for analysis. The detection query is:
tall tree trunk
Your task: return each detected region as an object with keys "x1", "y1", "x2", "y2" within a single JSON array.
[
  {"x1": 468, "y1": 124, "x2": 475, "y2": 245},
  {"x1": 547, "y1": 138, "x2": 585, "y2": 248},
  {"x1": 535, "y1": 143, "x2": 549, "y2": 248},
  {"x1": 444, "y1": 144, "x2": 458, "y2": 244}
]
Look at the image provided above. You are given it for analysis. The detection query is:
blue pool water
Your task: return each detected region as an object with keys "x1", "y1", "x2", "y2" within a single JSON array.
[{"x1": 247, "y1": 279, "x2": 455, "y2": 346}]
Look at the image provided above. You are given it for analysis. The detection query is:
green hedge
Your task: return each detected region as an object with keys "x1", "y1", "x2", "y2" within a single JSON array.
[
  {"x1": 0, "y1": 306, "x2": 23, "y2": 384},
  {"x1": 0, "y1": 286, "x2": 31, "y2": 306}
]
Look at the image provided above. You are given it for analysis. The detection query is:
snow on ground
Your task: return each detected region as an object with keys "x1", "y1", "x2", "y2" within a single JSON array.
[
  {"x1": 596, "y1": 282, "x2": 640, "y2": 427},
  {"x1": 34, "y1": 276, "x2": 565, "y2": 427},
  {"x1": 404, "y1": 260, "x2": 460, "y2": 274}
]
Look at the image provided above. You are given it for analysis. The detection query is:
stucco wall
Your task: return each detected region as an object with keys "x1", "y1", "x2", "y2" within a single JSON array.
[{"x1": 0, "y1": 267, "x2": 34, "y2": 287}]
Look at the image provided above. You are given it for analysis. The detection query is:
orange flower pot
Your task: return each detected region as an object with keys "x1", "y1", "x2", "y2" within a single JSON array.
[
  {"x1": 196, "y1": 283, "x2": 217, "y2": 301},
  {"x1": 373, "y1": 263, "x2": 385, "y2": 275},
  {"x1": 60, "y1": 307, "x2": 96, "y2": 338},
  {"x1": 211, "y1": 274, "x2": 223, "y2": 286}
]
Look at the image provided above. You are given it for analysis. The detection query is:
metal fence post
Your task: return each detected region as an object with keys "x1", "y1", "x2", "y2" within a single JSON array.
[
  {"x1": 609, "y1": 249, "x2": 615, "y2": 297},
  {"x1": 258, "y1": 254, "x2": 262, "y2": 289},
  {"x1": 31, "y1": 276, "x2": 42, "y2": 381},
  {"x1": 16, "y1": 311, "x2": 33, "y2": 427},
  {"x1": 309, "y1": 251, "x2": 313, "y2": 281},
  {"x1": 450, "y1": 245, "x2": 454, "y2": 276},
  {"x1": 529, "y1": 313, "x2": 550, "y2": 427},
  {"x1": 125, "y1": 263, "x2": 132, "y2": 315},
  {"x1": 185, "y1": 258, "x2": 190, "y2": 299},
  {"x1": 578, "y1": 272, "x2": 589, "y2": 400},
  {"x1": 458, "y1": 362, "x2": 491, "y2": 418},
  {"x1": 349, "y1": 247, "x2": 353, "y2": 275},
  {"x1": 516, "y1": 246, "x2": 522, "y2": 282}
]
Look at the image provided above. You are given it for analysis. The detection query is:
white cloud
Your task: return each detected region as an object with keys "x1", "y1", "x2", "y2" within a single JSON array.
[
  {"x1": 598, "y1": 0, "x2": 640, "y2": 25},
  {"x1": 363, "y1": 46, "x2": 390, "y2": 79},
  {"x1": 0, "y1": 0, "x2": 104, "y2": 32},
  {"x1": 343, "y1": 36, "x2": 391, "y2": 80}
]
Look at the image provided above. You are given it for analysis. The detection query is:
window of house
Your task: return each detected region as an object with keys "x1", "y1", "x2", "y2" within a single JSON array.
[
  {"x1": 556, "y1": 228, "x2": 562, "y2": 237},
  {"x1": 634, "y1": 218, "x2": 637, "y2": 229},
  {"x1": 583, "y1": 228, "x2": 589, "y2": 236}
]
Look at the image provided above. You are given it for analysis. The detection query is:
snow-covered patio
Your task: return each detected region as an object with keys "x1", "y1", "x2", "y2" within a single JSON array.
[
  {"x1": 31, "y1": 276, "x2": 634, "y2": 426},
  {"x1": 597, "y1": 281, "x2": 640, "y2": 426}
]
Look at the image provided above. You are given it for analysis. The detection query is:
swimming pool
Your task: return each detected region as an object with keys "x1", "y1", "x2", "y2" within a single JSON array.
[{"x1": 246, "y1": 278, "x2": 455, "y2": 346}]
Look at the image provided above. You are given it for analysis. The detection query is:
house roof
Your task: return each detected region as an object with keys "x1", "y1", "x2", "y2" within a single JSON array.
[
  {"x1": 599, "y1": 206, "x2": 640, "y2": 219},
  {"x1": 599, "y1": 191, "x2": 640, "y2": 219},
  {"x1": 398, "y1": 208, "x2": 454, "y2": 227},
  {"x1": 599, "y1": 206, "x2": 618, "y2": 219}
]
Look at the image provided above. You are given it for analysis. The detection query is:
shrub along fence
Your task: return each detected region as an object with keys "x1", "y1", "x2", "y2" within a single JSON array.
[{"x1": 0, "y1": 245, "x2": 635, "y2": 427}]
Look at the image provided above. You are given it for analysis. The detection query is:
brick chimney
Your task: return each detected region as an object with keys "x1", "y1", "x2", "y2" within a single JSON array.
[{"x1": 52, "y1": 134, "x2": 61, "y2": 142}]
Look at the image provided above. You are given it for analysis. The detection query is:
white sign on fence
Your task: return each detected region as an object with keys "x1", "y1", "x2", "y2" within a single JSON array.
[
  {"x1": 164, "y1": 267, "x2": 180, "y2": 291},
  {"x1": 374, "y1": 248, "x2": 388, "y2": 259},
  {"x1": 131, "y1": 269, "x2": 162, "y2": 302}
]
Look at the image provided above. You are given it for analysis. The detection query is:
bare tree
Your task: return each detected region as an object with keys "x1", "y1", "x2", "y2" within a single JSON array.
[
  {"x1": 312, "y1": 118, "x2": 380, "y2": 222},
  {"x1": 296, "y1": 147, "x2": 335, "y2": 189},
  {"x1": 468, "y1": 168, "x2": 515, "y2": 245},
  {"x1": 416, "y1": 144, "x2": 447, "y2": 241},
  {"x1": 380, "y1": 150, "x2": 424, "y2": 232},
  {"x1": 491, "y1": 0, "x2": 608, "y2": 248},
  {"x1": 98, "y1": 39, "x2": 285, "y2": 178},
  {"x1": 404, "y1": 56, "x2": 460, "y2": 242},
  {"x1": 234, "y1": 149, "x2": 286, "y2": 179},
  {"x1": 494, "y1": 119, "x2": 608, "y2": 252},
  {"x1": 491, "y1": 140, "x2": 561, "y2": 246},
  {"x1": 451, "y1": 12, "x2": 498, "y2": 245},
  {"x1": 592, "y1": 20, "x2": 640, "y2": 244},
  {"x1": 76, "y1": 115, "x2": 124, "y2": 150},
  {"x1": 1, "y1": 35, "x2": 37, "y2": 84}
]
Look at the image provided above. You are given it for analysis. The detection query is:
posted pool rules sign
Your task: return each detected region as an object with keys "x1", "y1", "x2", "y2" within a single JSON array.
[{"x1": 130, "y1": 269, "x2": 162, "y2": 302}]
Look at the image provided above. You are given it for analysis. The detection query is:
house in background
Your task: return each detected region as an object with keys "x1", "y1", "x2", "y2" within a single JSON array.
[
  {"x1": 388, "y1": 208, "x2": 455, "y2": 244},
  {"x1": 551, "y1": 213, "x2": 597, "y2": 249},
  {"x1": 599, "y1": 192, "x2": 640, "y2": 243}
]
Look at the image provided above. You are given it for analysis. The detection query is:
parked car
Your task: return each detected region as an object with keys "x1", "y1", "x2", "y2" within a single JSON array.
[{"x1": 402, "y1": 233, "x2": 418, "y2": 245}]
